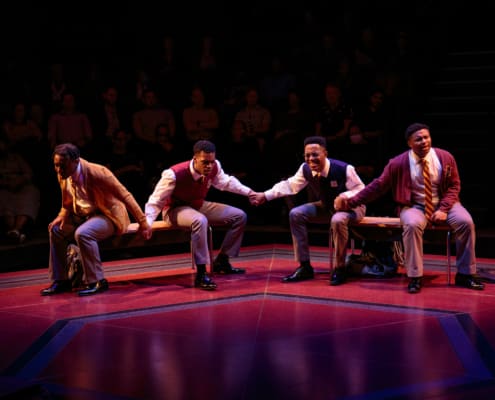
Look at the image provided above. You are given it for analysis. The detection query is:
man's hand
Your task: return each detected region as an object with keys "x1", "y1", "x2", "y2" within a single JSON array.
[
  {"x1": 48, "y1": 215, "x2": 65, "y2": 232},
  {"x1": 431, "y1": 210, "x2": 447, "y2": 224},
  {"x1": 139, "y1": 221, "x2": 153, "y2": 240},
  {"x1": 249, "y1": 192, "x2": 266, "y2": 206},
  {"x1": 334, "y1": 194, "x2": 350, "y2": 211}
]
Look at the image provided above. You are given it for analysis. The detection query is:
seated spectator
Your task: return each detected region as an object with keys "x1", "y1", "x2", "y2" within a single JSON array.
[
  {"x1": 47, "y1": 92, "x2": 93, "y2": 152},
  {"x1": 182, "y1": 86, "x2": 219, "y2": 145},
  {"x1": 132, "y1": 88, "x2": 176, "y2": 150},
  {"x1": 2, "y1": 101, "x2": 43, "y2": 172},
  {"x1": 146, "y1": 123, "x2": 185, "y2": 192},
  {"x1": 0, "y1": 137, "x2": 40, "y2": 244},
  {"x1": 314, "y1": 83, "x2": 353, "y2": 157},
  {"x1": 233, "y1": 86, "x2": 272, "y2": 155},
  {"x1": 105, "y1": 128, "x2": 148, "y2": 207}
]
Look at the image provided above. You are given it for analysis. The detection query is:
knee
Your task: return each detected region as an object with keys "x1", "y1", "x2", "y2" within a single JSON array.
[
  {"x1": 237, "y1": 210, "x2": 247, "y2": 227},
  {"x1": 331, "y1": 212, "x2": 348, "y2": 228},
  {"x1": 289, "y1": 207, "x2": 305, "y2": 223},
  {"x1": 73, "y1": 229, "x2": 87, "y2": 244},
  {"x1": 49, "y1": 225, "x2": 64, "y2": 241},
  {"x1": 455, "y1": 216, "x2": 475, "y2": 232},
  {"x1": 402, "y1": 220, "x2": 423, "y2": 233},
  {"x1": 191, "y1": 214, "x2": 209, "y2": 231}
]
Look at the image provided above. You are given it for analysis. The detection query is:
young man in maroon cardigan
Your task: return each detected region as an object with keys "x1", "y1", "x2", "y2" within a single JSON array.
[{"x1": 338, "y1": 122, "x2": 484, "y2": 294}]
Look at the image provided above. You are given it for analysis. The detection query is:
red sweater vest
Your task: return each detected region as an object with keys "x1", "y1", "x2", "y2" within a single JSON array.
[{"x1": 169, "y1": 161, "x2": 218, "y2": 209}]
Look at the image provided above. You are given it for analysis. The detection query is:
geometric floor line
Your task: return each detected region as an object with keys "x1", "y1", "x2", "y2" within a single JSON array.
[
  {"x1": 8, "y1": 292, "x2": 493, "y2": 393},
  {"x1": 3, "y1": 244, "x2": 495, "y2": 399}
]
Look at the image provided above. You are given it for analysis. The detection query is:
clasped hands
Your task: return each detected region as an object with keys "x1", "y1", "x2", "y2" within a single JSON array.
[
  {"x1": 334, "y1": 194, "x2": 351, "y2": 211},
  {"x1": 248, "y1": 192, "x2": 352, "y2": 210},
  {"x1": 248, "y1": 191, "x2": 266, "y2": 206}
]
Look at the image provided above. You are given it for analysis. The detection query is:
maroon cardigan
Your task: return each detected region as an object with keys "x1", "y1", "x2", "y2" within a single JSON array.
[{"x1": 347, "y1": 148, "x2": 461, "y2": 215}]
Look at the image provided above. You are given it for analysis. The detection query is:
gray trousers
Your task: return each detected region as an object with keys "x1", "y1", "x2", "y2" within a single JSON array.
[
  {"x1": 48, "y1": 215, "x2": 115, "y2": 284},
  {"x1": 401, "y1": 202, "x2": 477, "y2": 277},
  {"x1": 164, "y1": 201, "x2": 247, "y2": 265},
  {"x1": 289, "y1": 201, "x2": 366, "y2": 268}
]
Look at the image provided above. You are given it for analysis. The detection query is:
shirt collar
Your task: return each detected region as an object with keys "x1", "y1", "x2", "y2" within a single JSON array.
[
  {"x1": 69, "y1": 161, "x2": 82, "y2": 184},
  {"x1": 189, "y1": 159, "x2": 203, "y2": 181},
  {"x1": 312, "y1": 158, "x2": 330, "y2": 178},
  {"x1": 411, "y1": 149, "x2": 433, "y2": 165}
]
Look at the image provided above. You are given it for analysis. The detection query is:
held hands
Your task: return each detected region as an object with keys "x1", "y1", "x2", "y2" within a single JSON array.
[
  {"x1": 249, "y1": 192, "x2": 266, "y2": 206},
  {"x1": 334, "y1": 194, "x2": 351, "y2": 211}
]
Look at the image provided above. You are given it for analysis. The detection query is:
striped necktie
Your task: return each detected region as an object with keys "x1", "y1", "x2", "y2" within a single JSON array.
[{"x1": 422, "y1": 158, "x2": 434, "y2": 220}]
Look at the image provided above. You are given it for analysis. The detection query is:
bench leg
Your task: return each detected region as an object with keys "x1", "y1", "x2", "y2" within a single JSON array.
[
  {"x1": 329, "y1": 231, "x2": 333, "y2": 272},
  {"x1": 208, "y1": 226, "x2": 214, "y2": 274},
  {"x1": 446, "y1": 230, "x2": 452, "y2": 285}
]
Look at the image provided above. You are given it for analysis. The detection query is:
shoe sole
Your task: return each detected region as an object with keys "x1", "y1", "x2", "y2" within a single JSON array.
[
  {"x1": 78, "y1": 287, "x2": 109, "y2": 296},
  {"x1": 281, "y1": 277, "x2": 314, "y2": 283},
  {"x1": 213, "y1": 269, "x2": 246, "y2": 274},
  {"x1": 195, "y1": 285, "x2": 217, "y2": 290}
]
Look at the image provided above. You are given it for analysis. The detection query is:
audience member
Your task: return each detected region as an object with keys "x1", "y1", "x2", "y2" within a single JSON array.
[
  {"x1": 90, "y1": 85, "x2": 130, "y2": 151},
  {"x1": 146, "y1": 123, "x2": 185, "y2": 191},
  {"x1": 314, "y1": 82, "x2": 353, "y2": 156},
  {"x1": 233, "y1": 86, "x2": 272, "y2": 155},
  {"x1": 47, "y1": 92, "x2": 93, "y2": 151},
  {"x1": 269, "y1": 89, "x2": 314, "y2": 180},
  {"x1": 0, "y1": 137, "x2": 40, "y2": 244},
  {"x1": 2, "y1": 101, "x2": 43, "y2": 169},
  {"x1": 132, "y1": 88, "x2": 176, "y2": 148},
  {"x1": 104, "y1": 128, "x2": 148, "y2": 207},
  {"x1": 258, "y1": 55, "x2": 297, "y2": 114},
  {"x1": 182, "y1": 86, "x2": 219, "y2": 144}
]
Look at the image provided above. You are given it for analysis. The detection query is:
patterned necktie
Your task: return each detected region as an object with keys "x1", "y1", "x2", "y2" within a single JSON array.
[{"x1": 422, "y1": 158, "x2": 434, "y2": 220}]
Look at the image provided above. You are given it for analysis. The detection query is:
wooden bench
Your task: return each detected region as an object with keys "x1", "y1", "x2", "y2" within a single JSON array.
[
  {"x1": 330, "y1": 216, "x2": 454, "y2": 284},
  {"x1": 99, "y1": 221, "x2": 214, "y2": 273}
]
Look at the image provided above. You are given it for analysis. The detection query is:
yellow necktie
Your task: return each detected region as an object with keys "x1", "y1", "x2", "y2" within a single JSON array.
[{"x1": 422, "y1": 158, "x2": 434, "y2": 220}]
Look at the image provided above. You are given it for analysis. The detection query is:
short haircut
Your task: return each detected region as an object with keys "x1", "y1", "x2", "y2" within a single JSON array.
[
  {"x1": 304, "y1": 136, "x2": 327, "y2": 149},
  {"x1": 193, "y1": 140, "x2": 216, "y2": 154},
  {"x1": 53, "y1": 143, "x2": 80, "y2": 160},
  {"x1": 404, "y1": 123, "x2": 430, "y2": 140}
]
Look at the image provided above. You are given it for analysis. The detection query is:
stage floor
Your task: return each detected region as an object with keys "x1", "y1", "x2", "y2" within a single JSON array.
[{"x1": 2, "y1": 244, "x2": 495, "y2": 399}]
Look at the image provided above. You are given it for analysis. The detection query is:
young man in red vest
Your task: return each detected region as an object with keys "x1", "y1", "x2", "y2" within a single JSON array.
[{"x1": 145, "y1": 140, "x2": 255, "y2": 290}]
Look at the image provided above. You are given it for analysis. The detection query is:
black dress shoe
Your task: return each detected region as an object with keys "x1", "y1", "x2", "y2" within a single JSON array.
[
  {"x1": 40, "y1": 280, "x2": 72, "y2": 296},
  {"x1": 455, "y1": 273, "x2": 485, "y2": 290},
  {"x1": 407, "y1": 277, "x2": 422, "y2": 294},
  {"x1": 330, "y1": 267, "x2": 346, "y2": 286},
  {"x1": 78, "y1": 279, "x2": 109, "y2": 296},
  {"x1": 213, "y1": 258, "x2": 245, "y2": 274},
  {"x1": 194, "y1": 274, "x2": 217, "y2": 290},
  {"x1": 282, "y1": 266, "x2": 314, "y2": 283}
]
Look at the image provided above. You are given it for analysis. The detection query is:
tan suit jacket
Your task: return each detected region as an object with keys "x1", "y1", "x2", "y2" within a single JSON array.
[{"x1": 57, "y1": 158, "x2": 146, "y2": 235}]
